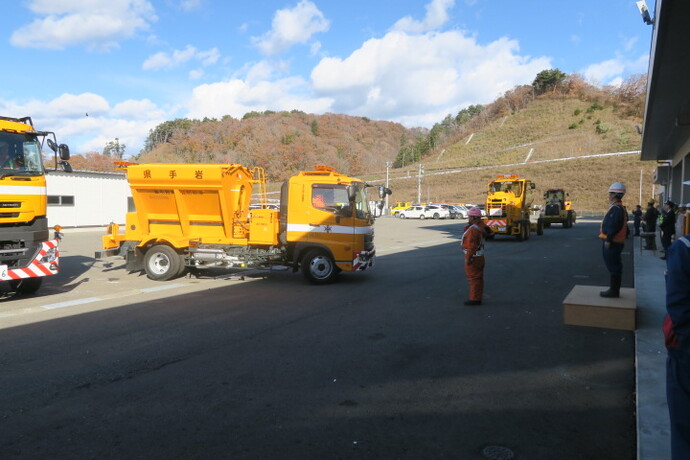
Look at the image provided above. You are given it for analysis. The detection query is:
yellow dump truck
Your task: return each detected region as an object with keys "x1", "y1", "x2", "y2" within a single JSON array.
[
  {"x1": 99, "y1": 164, "x2": 390, "y2": 284},
  {"x1": 484, "y1": 174, "x2": 544, "y2": 240},
  {"x1": 0, "y1": 116, "x2": 71, "y2": 294},
  {"x1": 540, "y1": 188, "x2": 576, "y2": 228}
]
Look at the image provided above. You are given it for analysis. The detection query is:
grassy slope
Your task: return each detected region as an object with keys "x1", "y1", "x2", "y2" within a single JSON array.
[{"x1": 376, "y1": 97, "x2": 655, "y2": 211}]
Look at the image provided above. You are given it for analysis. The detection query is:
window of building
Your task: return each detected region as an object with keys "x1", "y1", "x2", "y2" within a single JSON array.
[{"x1": 47, "y1": 195, "x2": 75, "y2": 206}]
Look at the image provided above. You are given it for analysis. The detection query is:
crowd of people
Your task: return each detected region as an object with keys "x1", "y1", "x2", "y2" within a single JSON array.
[{"x1": 632, "y1": 196, "x2": 689, "y2": 459}]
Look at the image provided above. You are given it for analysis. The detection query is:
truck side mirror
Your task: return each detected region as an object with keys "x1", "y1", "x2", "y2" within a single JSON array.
[
  {"x1": 530, "y1": 183, "x2": 536, "y2": 189},
  {"x1": 378, "y1": 186, "x2": 392, "y2": 199},
  {"x1": 59, "y1": 144, "x2": 70, "y2": 160},
  {"x1": 47, "y1": 139, "x2": 58, "y2": 153}
]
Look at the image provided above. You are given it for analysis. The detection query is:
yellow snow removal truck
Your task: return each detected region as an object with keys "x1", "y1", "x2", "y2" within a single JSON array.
[
  {"x1": 99, "y1": 164, "x2": 391, "y2": 284},
  {"x1": 540, "y1": 188, "x2": 576, "y2": 228},
  {"x1": 484, "y1": 174, "x2": 544, "y2": 240},
  {"x1": 0, "y1": 116, "x2": 71, "y2": 294}
]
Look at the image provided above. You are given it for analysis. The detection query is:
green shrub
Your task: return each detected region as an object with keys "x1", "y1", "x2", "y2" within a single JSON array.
[
  {"x1": 595, "y1": 123, "x2": 610, "y2": 134},
  {"x1": 594, "y1": 119, "x2": 601, "y2": 125},
  {"x1": 573, "y1": 108, "x2": 582, "y2": 116},
  {"x1": 568, "y1": 123, "x2": 579, "y2": 129}
]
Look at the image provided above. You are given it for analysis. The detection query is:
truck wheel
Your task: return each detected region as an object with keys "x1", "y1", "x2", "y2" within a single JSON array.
[
  {"x1": 544, "y1": 222, "x2": 551, "y2": 228},
  {"x1": 13, "y1": 278, "x2": 43, "y2": 295},
  {"x1": 301, "y1": 249, "x2": 339, "y2": 284},
  {"x1": 563, "y1": 215, "x2": 571, "y2": 228},
  {"x1": 516, "y1": 223, "x2": 525, "y2": 241},
  {"x1": 537, "y1": 219, "x2": 544, "y2": 236},
  {"x1": 144, "y1": 245, "x2": 183, "y2": 281}
]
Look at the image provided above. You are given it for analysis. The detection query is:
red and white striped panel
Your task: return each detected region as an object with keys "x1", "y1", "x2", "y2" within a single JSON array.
[
  {"x1": 486, "y1": 220, "x2": 507, "y2": 227},
  {"x1": 352, "y1": 249, "x2": 375, "y2": 271},
  {"x1": 2, "y1": 240, "x2": 60, "y2": 280}
]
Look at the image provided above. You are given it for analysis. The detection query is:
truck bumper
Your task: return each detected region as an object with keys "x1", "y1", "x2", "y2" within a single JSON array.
[{"x1": 0, "y1": 239, "x2": 59, "y2": 280}]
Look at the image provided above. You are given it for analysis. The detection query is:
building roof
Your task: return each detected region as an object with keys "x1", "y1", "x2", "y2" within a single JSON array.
[{"x1": 641, "y1": 0, "x2": 690, "y2": 163}]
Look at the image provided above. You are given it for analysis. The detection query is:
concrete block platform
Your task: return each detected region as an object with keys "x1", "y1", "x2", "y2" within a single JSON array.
[{"x1": 563, "y1": 285, "x2": 637, "y2": 331}]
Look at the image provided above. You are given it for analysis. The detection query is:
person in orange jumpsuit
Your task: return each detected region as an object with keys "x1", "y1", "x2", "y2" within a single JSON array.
[{"x1": 461, "y1": 206, "x2": 493, "y2": 305}]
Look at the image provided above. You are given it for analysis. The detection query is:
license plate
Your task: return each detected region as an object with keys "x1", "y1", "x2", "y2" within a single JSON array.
[
  {"x1": 498, "y1": 227, "x2": 506, "y2": 232},
  {"x1": 0, "y1": 265, "x2": 7, "y2": 278}
]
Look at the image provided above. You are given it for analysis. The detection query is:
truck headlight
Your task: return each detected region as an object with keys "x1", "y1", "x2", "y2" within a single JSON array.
[{"x1": 40, "y1": 247, "x2": 58, "y2": 264}]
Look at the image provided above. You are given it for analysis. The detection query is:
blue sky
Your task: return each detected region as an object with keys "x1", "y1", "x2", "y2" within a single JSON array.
[{"x1": 1, "y1": 0, "x2": 652, "y2": 157}]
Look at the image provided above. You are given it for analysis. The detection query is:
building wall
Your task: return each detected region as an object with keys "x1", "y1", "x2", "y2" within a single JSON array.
[{"x1": 46, "y1": 171, "x2": 130, "y2": 228}]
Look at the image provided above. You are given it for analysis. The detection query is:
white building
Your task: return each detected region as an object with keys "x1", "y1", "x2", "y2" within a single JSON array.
[{"x1": 46, "y1": 170, "x2": 131, "y2": 228}]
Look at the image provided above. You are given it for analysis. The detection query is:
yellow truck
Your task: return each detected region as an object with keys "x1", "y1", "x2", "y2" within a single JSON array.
[
  {"x1": 0, "y1": 116, "x2": 71, "y2": 294},
  {"x1": 390, "y1": 201, "x2": 412, "y2": 216},
  {"x1": 484, "y1": 174, "x2": 544, "y2": 240},
  {"x1": 99, "y1": 164, "x2": 390, "y2": 284},
  {"x1": 540, "y1": 188, "x2": 576, "y2": 228}
]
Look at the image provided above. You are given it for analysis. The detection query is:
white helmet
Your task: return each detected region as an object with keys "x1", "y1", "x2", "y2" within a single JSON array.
[{"x1": 608, "y1": 182, "x2": 626, "y2": 194}]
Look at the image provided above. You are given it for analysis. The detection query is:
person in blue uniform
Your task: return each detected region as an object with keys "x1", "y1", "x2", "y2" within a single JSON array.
[
  {"x1": 660, "y1": 201, "x2": 677, "y2": 259},
  {"x1": 664, "y1": 232, "x2": 690, "y2": 459},
  {"x1": 599, "y1": 182, "x2": 628, "y2": 298}
]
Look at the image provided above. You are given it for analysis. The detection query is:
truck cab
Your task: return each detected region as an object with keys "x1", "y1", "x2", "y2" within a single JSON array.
[
  {"x1": 485, "y1": 174, "x2": 542, "y2": 240},
  {"x1": 281, "y1": 166, "x2": 379, "y2": 282},
  {"x1": 0, "y1": 116, "x2": 71, "y2": 294}
]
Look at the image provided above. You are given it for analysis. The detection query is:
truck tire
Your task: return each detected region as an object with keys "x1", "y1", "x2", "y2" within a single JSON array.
[
  {"x1": 144, "y1": 244, "x2": 183, "y2": 281},
  {"x1": 12, "y1": 278, "x2": 43, "y2": 295},
  {"x1": 301, "y1": 249, "x2": 339, "y2": 284},
  {"x1": 537, "y1": 219, "x2": 544, "y2": 236},
  {"x1": 563, "y1": 215, "x2": 572, "y2": 228},
  {"x1": 516, "y1": 222, "x2": 525, "y2": 241}
]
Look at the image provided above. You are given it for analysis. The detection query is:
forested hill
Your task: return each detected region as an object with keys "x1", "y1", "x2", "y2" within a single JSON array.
[{"x1": 135, "y1": 112, "x2": 416, "y2": 181}]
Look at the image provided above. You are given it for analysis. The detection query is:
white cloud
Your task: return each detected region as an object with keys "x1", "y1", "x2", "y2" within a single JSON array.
[
  {"x1": 185, "y1": 77, "x2": 333, "y2": 120},
  {"x1": 189, "y1": 69, "x2": 204, "y2": 80},
  {"x1": 11, "y1": 0, "x2": 157, "y2": 51},
  {"x1": 0, "y1": 93, "x2": 167, "y2": 154},
  {"x1": 253, "y1": 0, "x2": 329, "y2": 56},
  {"x1": 392, "y1": 0, "x2": 455, "y2": 33},
  {"x1": 310, "y1": 31, "x2": 550, "y2": 126},
  {"x1": 112, "y1": 99, "x2": 166, "y2": 119},
  {"x1": 143, "y1": 45, "x2": 220, "y2": 70},
  {"x1": 582, "y1": 55, "x2": 648, "y2": 86},
  {"x1": 179, "y1": 0, "x2": 202, "y2": 11},
  {"x1": 622, "y1": 36, "x2": 638, "y2": 52}
]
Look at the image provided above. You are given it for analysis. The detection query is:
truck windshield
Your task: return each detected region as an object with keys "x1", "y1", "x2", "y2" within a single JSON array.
[
  {"x1": 311, "y1": 183, "x2": 370, "y2": 219},
  {"x1": 490, "y1": 181, "x2": 522, "y2": 197},
  {"x1": 0, "y1": 132, "x2": 44, "y2": 176}
]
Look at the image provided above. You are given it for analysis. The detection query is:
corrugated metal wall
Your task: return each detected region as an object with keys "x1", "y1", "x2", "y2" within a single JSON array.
[{"x1": 46, "y1": 171, "x2": 131, "y2": 228}]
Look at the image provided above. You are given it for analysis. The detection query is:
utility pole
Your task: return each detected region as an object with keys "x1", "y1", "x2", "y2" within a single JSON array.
[
  {"x1": 385, "y1": 161, "x2": 392, "y2": 215},
  {"x1": 417, "y1": 164, "x2": 424, "y2": 204}
]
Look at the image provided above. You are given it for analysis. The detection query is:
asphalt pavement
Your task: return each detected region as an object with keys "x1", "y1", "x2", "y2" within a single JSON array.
[{"x1": 0, "y1": 217, "x2": 659, "y2": 459}]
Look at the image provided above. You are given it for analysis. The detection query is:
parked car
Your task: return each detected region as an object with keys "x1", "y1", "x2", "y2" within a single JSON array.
[
  {"x1": 440, "y1": 204, "x2": 461, "y2": 219},
  {"x1": 398, "y1": 205, "x2": 450, "y2": 219},
  {"x1": 453, "y1": 205, "x2": 469, "y2": 218}
]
